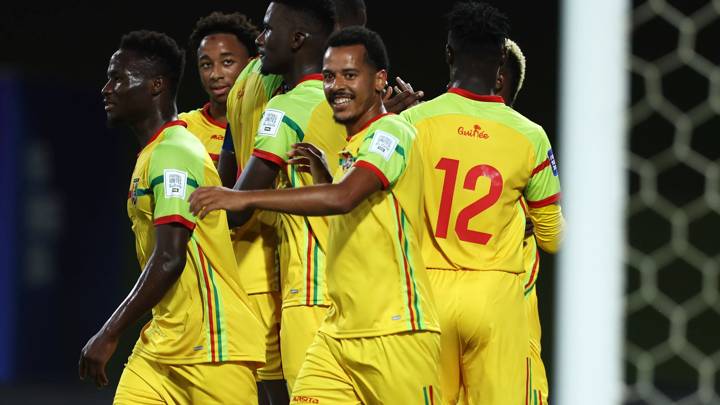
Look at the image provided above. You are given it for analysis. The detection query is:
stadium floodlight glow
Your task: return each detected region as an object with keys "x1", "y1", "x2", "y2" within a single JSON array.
[{"x1": 556, "y1": 0, "x2": 628, "y2": 404}]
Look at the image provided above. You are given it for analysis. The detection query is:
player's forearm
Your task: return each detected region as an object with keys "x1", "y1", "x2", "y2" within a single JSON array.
[
  {"x1": 529, "y1": 203, "x2": 565, "y2": 253},
  {"x1": 242, "y1": 183, "x2": 357, "y2": 216},
  {"x1": 217, "y1": 150, "x2": 238, "y2": 188},
  {"x1": 98, "y1": 252, "x2": 185, "y2": 339}
]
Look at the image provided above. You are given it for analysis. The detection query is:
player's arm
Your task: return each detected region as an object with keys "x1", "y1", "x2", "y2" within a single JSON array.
[
  {"x1": 223, "y1": 155, "x2": 282, "y2": 227},
  {"x1": 525, "y1": 132, "x2": 564, "y2": 253},
  {"x1": 528, "y1": 203, "x2": 564, "y2": 253},
  {"x1": 78, "y1": 223, "x2": 190, "y2": 388},
  {"x1": 217, "y1": 124, "x2": 238, "y2": 188},
  {"x1": 190, "y1": 166, "x2": 381, "y2": 218}
]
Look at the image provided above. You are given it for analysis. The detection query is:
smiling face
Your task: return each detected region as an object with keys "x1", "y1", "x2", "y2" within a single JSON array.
[
  {"x1": 255, "y1": 2, "x2": 295, "y2": 75},
  {"x1": 101, "y1": 49, "x2": 155, "y2": 127},
  {"x1": 197, "y1": 33, "x2": 250, "y2": 105},
  {"x1": 322, "y1": 44, "x2": 386, "y2": 128}
]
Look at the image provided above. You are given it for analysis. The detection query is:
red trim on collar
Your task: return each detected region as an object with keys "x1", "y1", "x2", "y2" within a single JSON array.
[
  {"x1": 296, "y1": 73, "x2": 323, "y2": 86},
  {"x1": 448, "y1": 87, "x2": 505, "y2": 103},
  {"x1": 146, "y1": 120, "x2": 187, "y2": 147},
  {"x1": 201, "y1": 103, "x2": 227, "y2": 129},
  {"x1": 346, "y1": 112, "x2": 395, "y2": 141}
]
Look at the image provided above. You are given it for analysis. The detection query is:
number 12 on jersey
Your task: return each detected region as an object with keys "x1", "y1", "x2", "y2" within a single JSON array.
[{"x1": 434, "y1": 158, "x2": 503, "y2": 245}]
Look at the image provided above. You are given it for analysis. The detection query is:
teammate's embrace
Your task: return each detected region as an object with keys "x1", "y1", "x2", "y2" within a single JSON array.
[
  {"x1": 401, "y1": 2, "x2": 564, "y2": 404},
  {"x1": 189, "y1": 26, "x2": 443, "y2": 404},
  {"x1": 78, "y1": 30, "x2": 264, "y2": 404}
]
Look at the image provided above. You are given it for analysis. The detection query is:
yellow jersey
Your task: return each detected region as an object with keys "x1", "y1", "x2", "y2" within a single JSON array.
[
  {"x1": 401, "y1": 88, "x2": 561, "y2": 274},
  {"x1": 178, "y1": 103, "x2": 226, "y2": 166},
  {"x1": 223, "y1": 57, "x2": 284, "y2": 294},
  {"x1": 319, "y1": 113, "x2": 440, "y2": 338},
  {"x1": 253, "y1": 74, "x2": 347, "y2": 308},
  {"x1": 127, "y1": 120, "x2": 264, "y2": 365}
]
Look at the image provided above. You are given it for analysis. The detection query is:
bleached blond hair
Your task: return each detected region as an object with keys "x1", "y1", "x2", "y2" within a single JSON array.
[{"x1": 504, "y1": 38, "x2": 526, "y2": 103}]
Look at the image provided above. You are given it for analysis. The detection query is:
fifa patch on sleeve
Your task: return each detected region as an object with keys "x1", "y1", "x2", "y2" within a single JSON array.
[
  {"x1": 164, "y1": 169, "x2": 188, "y2": 199},
  {"x1": 548, "y1": 149, "x2": 559, "y2": 176},
  {"x1": 368, "y1": 130, "x2": 399, "y2": 161},
  {"x1": 258, "y1": 109, "x2": 284, "y2": 137}
]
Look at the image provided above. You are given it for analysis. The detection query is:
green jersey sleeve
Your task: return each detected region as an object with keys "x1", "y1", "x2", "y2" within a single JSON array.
[
  {"x1": 253, "y1": 106, "x2": 304, "y2": 167},
  {"x1": 354, "y1": 124, "x2": 411, "y2": 190},
  {"x1": 525, "y1": 128, "x2": 561, "y2": 208},
  {"x1": 148, "y1": 141, "x2": 204, "y2": 230}
]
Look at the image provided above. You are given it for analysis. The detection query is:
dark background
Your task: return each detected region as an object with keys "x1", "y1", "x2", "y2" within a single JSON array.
[{"x1": 4, "y1": 1, "x2": 713, "y2": 404}]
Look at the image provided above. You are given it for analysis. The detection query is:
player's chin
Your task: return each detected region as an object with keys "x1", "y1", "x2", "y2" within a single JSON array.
[
  {"x1": 105, "y1": 112, "x2": 123, "y2": 128},
  {"x1": 332, "y1": 111, "x2": 355, "y2": 125}
]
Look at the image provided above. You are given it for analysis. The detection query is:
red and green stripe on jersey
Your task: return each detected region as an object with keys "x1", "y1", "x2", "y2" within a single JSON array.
[
  {"x1": 189, "y1": 238, "x2": 227, "y2": 362},
  {"x1": 422, "y1": 385, "x2": 436, "y2": 405},
  {"x1": 392, "y1": 195, "x2": 425, "y2": 331},
  {"x1": 526, "y1": 357, "x2": 545, "y2": 405},
  {"x1": 303, "y1": 220, "x2": 325, "y2": 306}
]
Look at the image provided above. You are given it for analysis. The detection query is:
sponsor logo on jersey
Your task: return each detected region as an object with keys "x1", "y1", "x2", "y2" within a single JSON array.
[
  {"x1": 457, "y1": 124, "x2": 490, "y2": 139},
  {"x1": 210, "y1": 134, "x2": 224, "y2": 141},
  {"x1": 292, "y1": 396, "x2": 319, "y2": 404}
]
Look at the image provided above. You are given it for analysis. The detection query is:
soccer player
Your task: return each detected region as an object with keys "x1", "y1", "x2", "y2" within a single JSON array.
[
  {"x1": 401, "y1": 2, "x2": 564, "y2": 404},
  {"x1": 179, "y1": 12, "x2": 258, "y2": 166},
  {"x1": 497, "y1": 38, "x2": 554, "y2": 405},
  {"x1": 78, "y1": 30, "x2": 265, "y2": 404},
  {"x1": 188, "y1": 26, "x2": 442, "y2": 404}
]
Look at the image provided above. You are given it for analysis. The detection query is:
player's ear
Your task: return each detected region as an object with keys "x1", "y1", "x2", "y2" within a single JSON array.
[
  {"x1": 291, "y1": 31, "x2": 309, "y2": 51},
  {"x1": 375, "y1": 69, "x2": 388, "y2": 93},
  {"x1": 495, "y1": 69, "x2": 505, "y2": 94},
  {"x1": 150, "y1": 76, "x2": 165, "y2": 96},
  {"x1": 445, "y1": 43, "x2": 454, "y2": 66}
]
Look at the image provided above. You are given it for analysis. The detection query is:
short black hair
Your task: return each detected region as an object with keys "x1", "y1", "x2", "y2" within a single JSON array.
[
  {"x1": 119, "y1": 30, "x2": 185, "y2": 96},
  {"x1": 447, "y1": 1, "x2": 510, "y2": 60},
  {"x1": 188, "y1": 12, "x2": 259, "y2": 58},
  {"x1": 333, "y1": 0, "x2": 366, "y2": 28},
  {"x1": 327, "y1": 26, "x2": 389, "y2": 72},
  {"x1": 273, "y1": 0, "x2": 337, "y2": 35}
]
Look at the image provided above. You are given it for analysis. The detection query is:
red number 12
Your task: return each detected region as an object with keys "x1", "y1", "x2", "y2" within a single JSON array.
[{"x1": 434, "y1": 158, "x2": 503, "y2": 245}]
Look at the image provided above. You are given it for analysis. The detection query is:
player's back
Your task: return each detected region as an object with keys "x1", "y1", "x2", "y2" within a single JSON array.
[{"x1": 402, "y1": 88, "x2": 556, "y2": 273}]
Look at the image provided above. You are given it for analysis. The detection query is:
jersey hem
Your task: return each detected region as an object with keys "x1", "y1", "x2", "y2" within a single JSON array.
[
  {"x1": 354, "y1": 160, "x2": 390, "y2": 189},
  {"x1": 154, "y1": 215, "x2": 196, "y2": 231},
  {"x1": 252, "y1": 149, "x2": 286, "y2": 167},
  {"x1": 318, "y1": 324, "x2": 441, "y2": 339},
  {"x1": 132, "y1": 348, "x2": 265, "y2": 365}
]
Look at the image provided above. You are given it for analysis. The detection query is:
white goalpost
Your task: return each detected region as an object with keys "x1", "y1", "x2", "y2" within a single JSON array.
[{"x1": 555, "y1": 1, "x2": 628, "y2": 404}]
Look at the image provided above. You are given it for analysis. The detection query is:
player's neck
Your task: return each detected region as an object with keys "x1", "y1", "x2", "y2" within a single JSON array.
[
  {"x1": 131, "y1": 106, "x2": 178, "y2": 146},
  {"x1": 346, "y1": 100, "x2": 386, "y2": 137},
  {"x1": 207, "y1": 101, "x2": 228, "y2": 125},
  {"x1": 284, "y1": 61, "x2": 322, "y2": 89},
  {"x1": 448, "y1": 77, "x2": 496, "y2": 97}
]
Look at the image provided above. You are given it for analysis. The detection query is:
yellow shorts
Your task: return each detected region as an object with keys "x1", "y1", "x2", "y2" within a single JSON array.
[
  {"x1": 114, "y1": 354, "x2": 257, "y2": 404},
  {"x1": 280, "y1": 305, "x2": 329, "y2": 393},
  {"x1": 526, "y1": 288, "x2": 549, "y2": 405},
  {"x1": 290, "y1": 330, "x2": 442, "y2": 405},
  {"x1": 428, "y1": 269, "x2": 528, "y2": 405},
  {"x1": 247, "y1": 291, "x2": 283, "y2": 381}
]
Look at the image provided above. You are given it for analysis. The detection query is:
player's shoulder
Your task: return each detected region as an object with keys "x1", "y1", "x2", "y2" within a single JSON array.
[
  {"x1": 400, "y1": 93, "x2": 457, "y2": 123},
  {"x1": 265, "y1": 83, "x2": 323, "y2": 118},
  {"x1": 372, "y1": 113, "x2": 417, "y2": 141},
  {"x1": 154, "y1": 124, "x2": 206, "y2": 161},
  {"x1": 500, "y1": 108, "x2": 549, "y2": 144},
  {"x1": 178, "y1": 107, "x2": 203, "y2": 123}
]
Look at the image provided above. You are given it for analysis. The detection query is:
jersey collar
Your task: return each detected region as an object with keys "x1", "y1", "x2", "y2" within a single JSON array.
[
  {"x1": 448, "y1": 87, "x2": 505, "y2": 103},
  {"x1": 346, "y1": 112, "x2": 395, "y2": 141},
  {"x1": 145, "y1": 120, "x2": 187, "y2": 147},
  {"x1": 294, "y1": 73, "x2": 324, "y2": 88},
  {"x1": 201, "y1": 103, "x2": 227, "y2": 129}
]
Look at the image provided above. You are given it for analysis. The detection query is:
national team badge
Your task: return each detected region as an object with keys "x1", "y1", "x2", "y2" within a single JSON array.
[{"x1": 339, "y1": 151, "x2": 355, "y2": 172}]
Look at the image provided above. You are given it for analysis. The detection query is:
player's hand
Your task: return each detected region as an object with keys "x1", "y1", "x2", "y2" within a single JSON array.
[
  {"x1": 383, "y1": 76, "x2": 424, "y2": 114},
  {"x1": 78, "y1": 330, "x2": 118, "y2": 388},
  {"x1": 189, "y1": 186, "x2": 244, "y2": 218},
  {"x1": 525, "y1": 217, "x2": 534, "y2": 238},
  {"x1": 288, "y1": 143, "x2": 333, "y2": 184}
]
